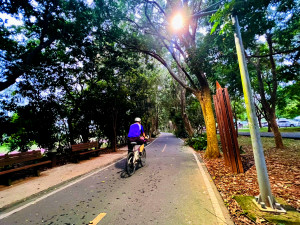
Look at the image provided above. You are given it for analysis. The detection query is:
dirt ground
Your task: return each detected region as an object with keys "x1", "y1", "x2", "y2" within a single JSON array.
[{"x1": 198, "y1": 136, "x2": 300, "y2": 224}]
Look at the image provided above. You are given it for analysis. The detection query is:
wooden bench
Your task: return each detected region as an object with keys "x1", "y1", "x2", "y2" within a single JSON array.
[
  {"x1": 71, "y1": 142, "x2": 104, "y2": 163},
  {"x1": 0, "y1": 150, "x2": 51, "y2": 186}
]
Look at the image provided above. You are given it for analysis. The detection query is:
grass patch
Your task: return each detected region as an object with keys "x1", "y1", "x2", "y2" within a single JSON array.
[
  {"x1": 0, "y1": 144, "x2": 9, "y2": 154},
  {"x1": 238, "y1": 127, "x2": 300, "y2": 132},
  {"x1": 0, "y1": 144, "x2": 41, "y2": 154},
  {"x1": 238, "y1": 136, "x2": 300, "y2": 150},
  {"x1": 234, "y1": 195, "x2": 300, "y2": 224}
]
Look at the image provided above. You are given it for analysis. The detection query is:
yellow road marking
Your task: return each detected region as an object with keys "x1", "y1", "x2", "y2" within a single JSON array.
[
  {"x1": 89, "y1": 213, "x2": 106, "y2": 225},
  {"x1": 162, "y1": 144, "x2": 167, "y2": 152}
]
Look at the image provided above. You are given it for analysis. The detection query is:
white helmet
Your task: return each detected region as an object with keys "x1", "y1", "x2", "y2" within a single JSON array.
[{"x1": 134, "y1": 117, "x2": 141, "y2": 122}]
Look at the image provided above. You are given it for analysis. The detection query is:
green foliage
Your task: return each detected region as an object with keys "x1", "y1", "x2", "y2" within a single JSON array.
[
  {"x1": 174, "y1": 129, "x2": 188, "y2": 139},
  {"x1": 208, "y1": 0, "x2": 299, "y2": 136},
  {"x1": 1, "y1": 0, "x2": 299, "y2": 152},
  {"x1": 173, "y1": 112, "x2": 188, "y2": 138},
  {"x1": 277, "y1": 81, "x2": 300, "y2": 118},
  {"x1": 185, "y1": 133, "x2": 207, "y2": 151},
  {"x1": 0, "y1": 0, "x2": 163, "y2": 152}
]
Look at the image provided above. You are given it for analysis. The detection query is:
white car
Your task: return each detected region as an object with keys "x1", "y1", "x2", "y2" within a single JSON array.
[
  {"x1": 293, "y1": 116, "x2": 300, "y2": 126},
  {"x1": 277, "y1": 119, "x2": 298, "y2": 128}
]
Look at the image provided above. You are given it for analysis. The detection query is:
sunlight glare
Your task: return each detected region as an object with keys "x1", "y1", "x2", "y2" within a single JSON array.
[{"x1": 171, "y1": 14, "x2": 184, "y2": 31}]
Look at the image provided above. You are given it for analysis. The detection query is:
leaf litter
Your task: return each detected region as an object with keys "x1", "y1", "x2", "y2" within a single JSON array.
[{"x1": 198, "y1": 137, "x2": 300, "y2": 224}]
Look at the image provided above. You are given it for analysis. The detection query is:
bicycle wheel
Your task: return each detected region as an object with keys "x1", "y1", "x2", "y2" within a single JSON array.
[
  {"x1": 139, "y1": 149, "x2": 146, "y2": 167},
  {"x1": 126, "y1": 152, "x2": 136, "y2": 176}
]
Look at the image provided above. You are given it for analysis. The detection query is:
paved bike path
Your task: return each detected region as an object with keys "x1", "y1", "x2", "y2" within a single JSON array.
[{"x1": 0, "y1": 133, "x2": 233, "y2": 225}]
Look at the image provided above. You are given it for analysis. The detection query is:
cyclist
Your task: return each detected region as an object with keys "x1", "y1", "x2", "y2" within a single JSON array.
[{"x1": 127, "y1": 117, "x2": 147, "y2": 152}]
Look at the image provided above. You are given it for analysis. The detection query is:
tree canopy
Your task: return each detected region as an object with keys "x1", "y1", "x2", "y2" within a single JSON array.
[{"x1": 0, "y1": 0, "x2": 298, "y2": 154}]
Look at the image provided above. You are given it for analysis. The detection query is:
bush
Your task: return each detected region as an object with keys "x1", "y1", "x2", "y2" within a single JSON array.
[
  {"x1": 185, "y1": 133, "x2": 207, "y2": 150},
  {"x1": 174, "y1": 129, "x2": 188, "y2": 138}
]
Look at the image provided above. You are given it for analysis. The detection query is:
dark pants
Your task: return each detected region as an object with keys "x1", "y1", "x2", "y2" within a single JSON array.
[{"x1": 127, "y1": 137, "x2": 145, "y2": 152}]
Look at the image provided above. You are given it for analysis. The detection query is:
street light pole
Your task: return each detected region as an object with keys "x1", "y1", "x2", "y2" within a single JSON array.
[{"x1": 231, "y1": 15, "x2": 283, "y2": 211}]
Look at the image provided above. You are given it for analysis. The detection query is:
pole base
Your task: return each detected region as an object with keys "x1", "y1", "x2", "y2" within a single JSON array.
[{"x1": 253, "y1": 195, "x2": 286, "y2": 213}]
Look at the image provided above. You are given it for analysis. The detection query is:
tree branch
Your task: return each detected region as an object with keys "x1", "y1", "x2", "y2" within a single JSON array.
[
  {"x1": 144, "y1": 0, "x2": 166, "y2": 16},
  {"x1": 266, "y1": 33, "x2": 277, "y2": 111},
  {"x1": 248, "y1": 46, "x2": 300, "y2": 58},
  {"x1": 140, "y1": 49, "x2": 195, "y2": 93},
  {"x1": 0, "y1": 37, "x2": 56, "y2": 91},
  {"x1": 144, "y1": 2, "x2": 198, "y2": 91}
]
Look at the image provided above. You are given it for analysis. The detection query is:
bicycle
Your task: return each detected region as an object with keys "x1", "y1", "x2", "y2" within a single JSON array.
[{"x1": 126, "y1": 141, "x2": 146, "y2": 176}]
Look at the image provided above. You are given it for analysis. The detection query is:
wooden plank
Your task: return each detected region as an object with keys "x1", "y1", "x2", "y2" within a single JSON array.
[
  {"x1": 214, "y1": 95, "x2": 229, "y2": 166},
  {"x1": 216, "y1": 91, "x2": 231, "y2": 167},
  {"x1": 216, "y1": 88, "x2": 238, "y2": 173},
  {"x1": 79, "y1": 148, "x2": 105, "y2": 156},
  {"x1": 222, "y1": 88, "x2": 239, "y2": 173},
  {"x1": 0, "y1": 151, "x2": 42, "y2": 167},
  {"x1": 71, "y1": 142, "x2": 98, "y2": 152},
  {"x1": 0, "y1": 151, "x2": 41, "y2": 161},
  {"x1": 0, "y1": 160, "x2": 51, "y2": 176},
  {"x1": 224, "y1": 88, "x2": 244, "y2": 173},
  {"x1": 0, "y1": 150, "x2": 41, "y2": 159}
]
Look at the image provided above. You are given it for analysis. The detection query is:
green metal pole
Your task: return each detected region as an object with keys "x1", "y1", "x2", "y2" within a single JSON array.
[{"x1": 231, "y1": 15, "x2": 275, "y2": 208}]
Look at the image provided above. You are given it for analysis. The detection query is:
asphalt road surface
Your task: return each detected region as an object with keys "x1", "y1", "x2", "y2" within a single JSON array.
[{"x1": 0, "y1": 133, "x2": 231, "y2": 225}]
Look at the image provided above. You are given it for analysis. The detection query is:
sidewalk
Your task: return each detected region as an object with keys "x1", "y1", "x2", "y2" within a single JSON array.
[{"x1": 0, "y1": 147, "x2": 128, "y2": 211}]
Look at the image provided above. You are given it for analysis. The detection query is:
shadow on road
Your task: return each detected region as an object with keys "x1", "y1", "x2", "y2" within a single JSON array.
[
  {"x1": 119, "y1": 167, "x2": 143, "y2": 179},
  {"x1": 113, "y1": 158, "x2": 132, "y2": 178},
  {"x1": 115, "y1": 158, "x2": 144, "y2": 179},
  {"x1": 114, "y1": 158, "x2": 126, "y2": 169},
  {"x1": 120, "y1": 170, "x2": 130, "y2": 178}
]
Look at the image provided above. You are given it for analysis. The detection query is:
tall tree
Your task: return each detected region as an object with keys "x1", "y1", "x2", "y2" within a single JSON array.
[
  {"x1": 0, "y1": 0, "x2": 97, "y2": 91},
  {"x1": 210, "y1": 0, "x2": 299, "y2": 148},
  {"x1": 97, "y1": 0, "x2": 221, "y2": 157}
]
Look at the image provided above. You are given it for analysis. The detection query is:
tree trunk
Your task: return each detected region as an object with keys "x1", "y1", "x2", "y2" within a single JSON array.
[
  {"x1": 194, "y1": 86, "x2": 220, "y2": 158},
  {"x1": 232, "y1": 103, "x2": 238, "y2": 136},
  {"x1": 266, "y1": 34, "x2": 284, "y2": 148},
  {"x1": 67, "y1": 118, "x2": 75, "y2": 145},
  {"x1": 82, "y1": 125, "x2": 89, "y2": 143},
  {"x1": 269, "y1": 110, "x2": 284, "y2": 148},
  {"x1": 258, "y1": 116, "x2": 262, "y2": 128},
  {"x1": 251, "y1": 51, "x2": 284, "y2": 148},
  {"x1": 111, "y1": 112, "x2": 118, "y2": 152},
  {"x1": 180, "y1": 87, "x2": 194, "y2": 137},
  {"x1": 266, "y1": 123, "x2": 270, "y2": 132},
  {"x1": 254, "y1": 103, "x2": 263, "y2": 128},
  {"x1": 151, "y1": 115, "x2": 158, "y2": 136}
]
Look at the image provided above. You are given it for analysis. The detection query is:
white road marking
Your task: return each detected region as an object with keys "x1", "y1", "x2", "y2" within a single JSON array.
[{"x1": 162, "y1": 144, "x2": 167, "y2": 152}]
